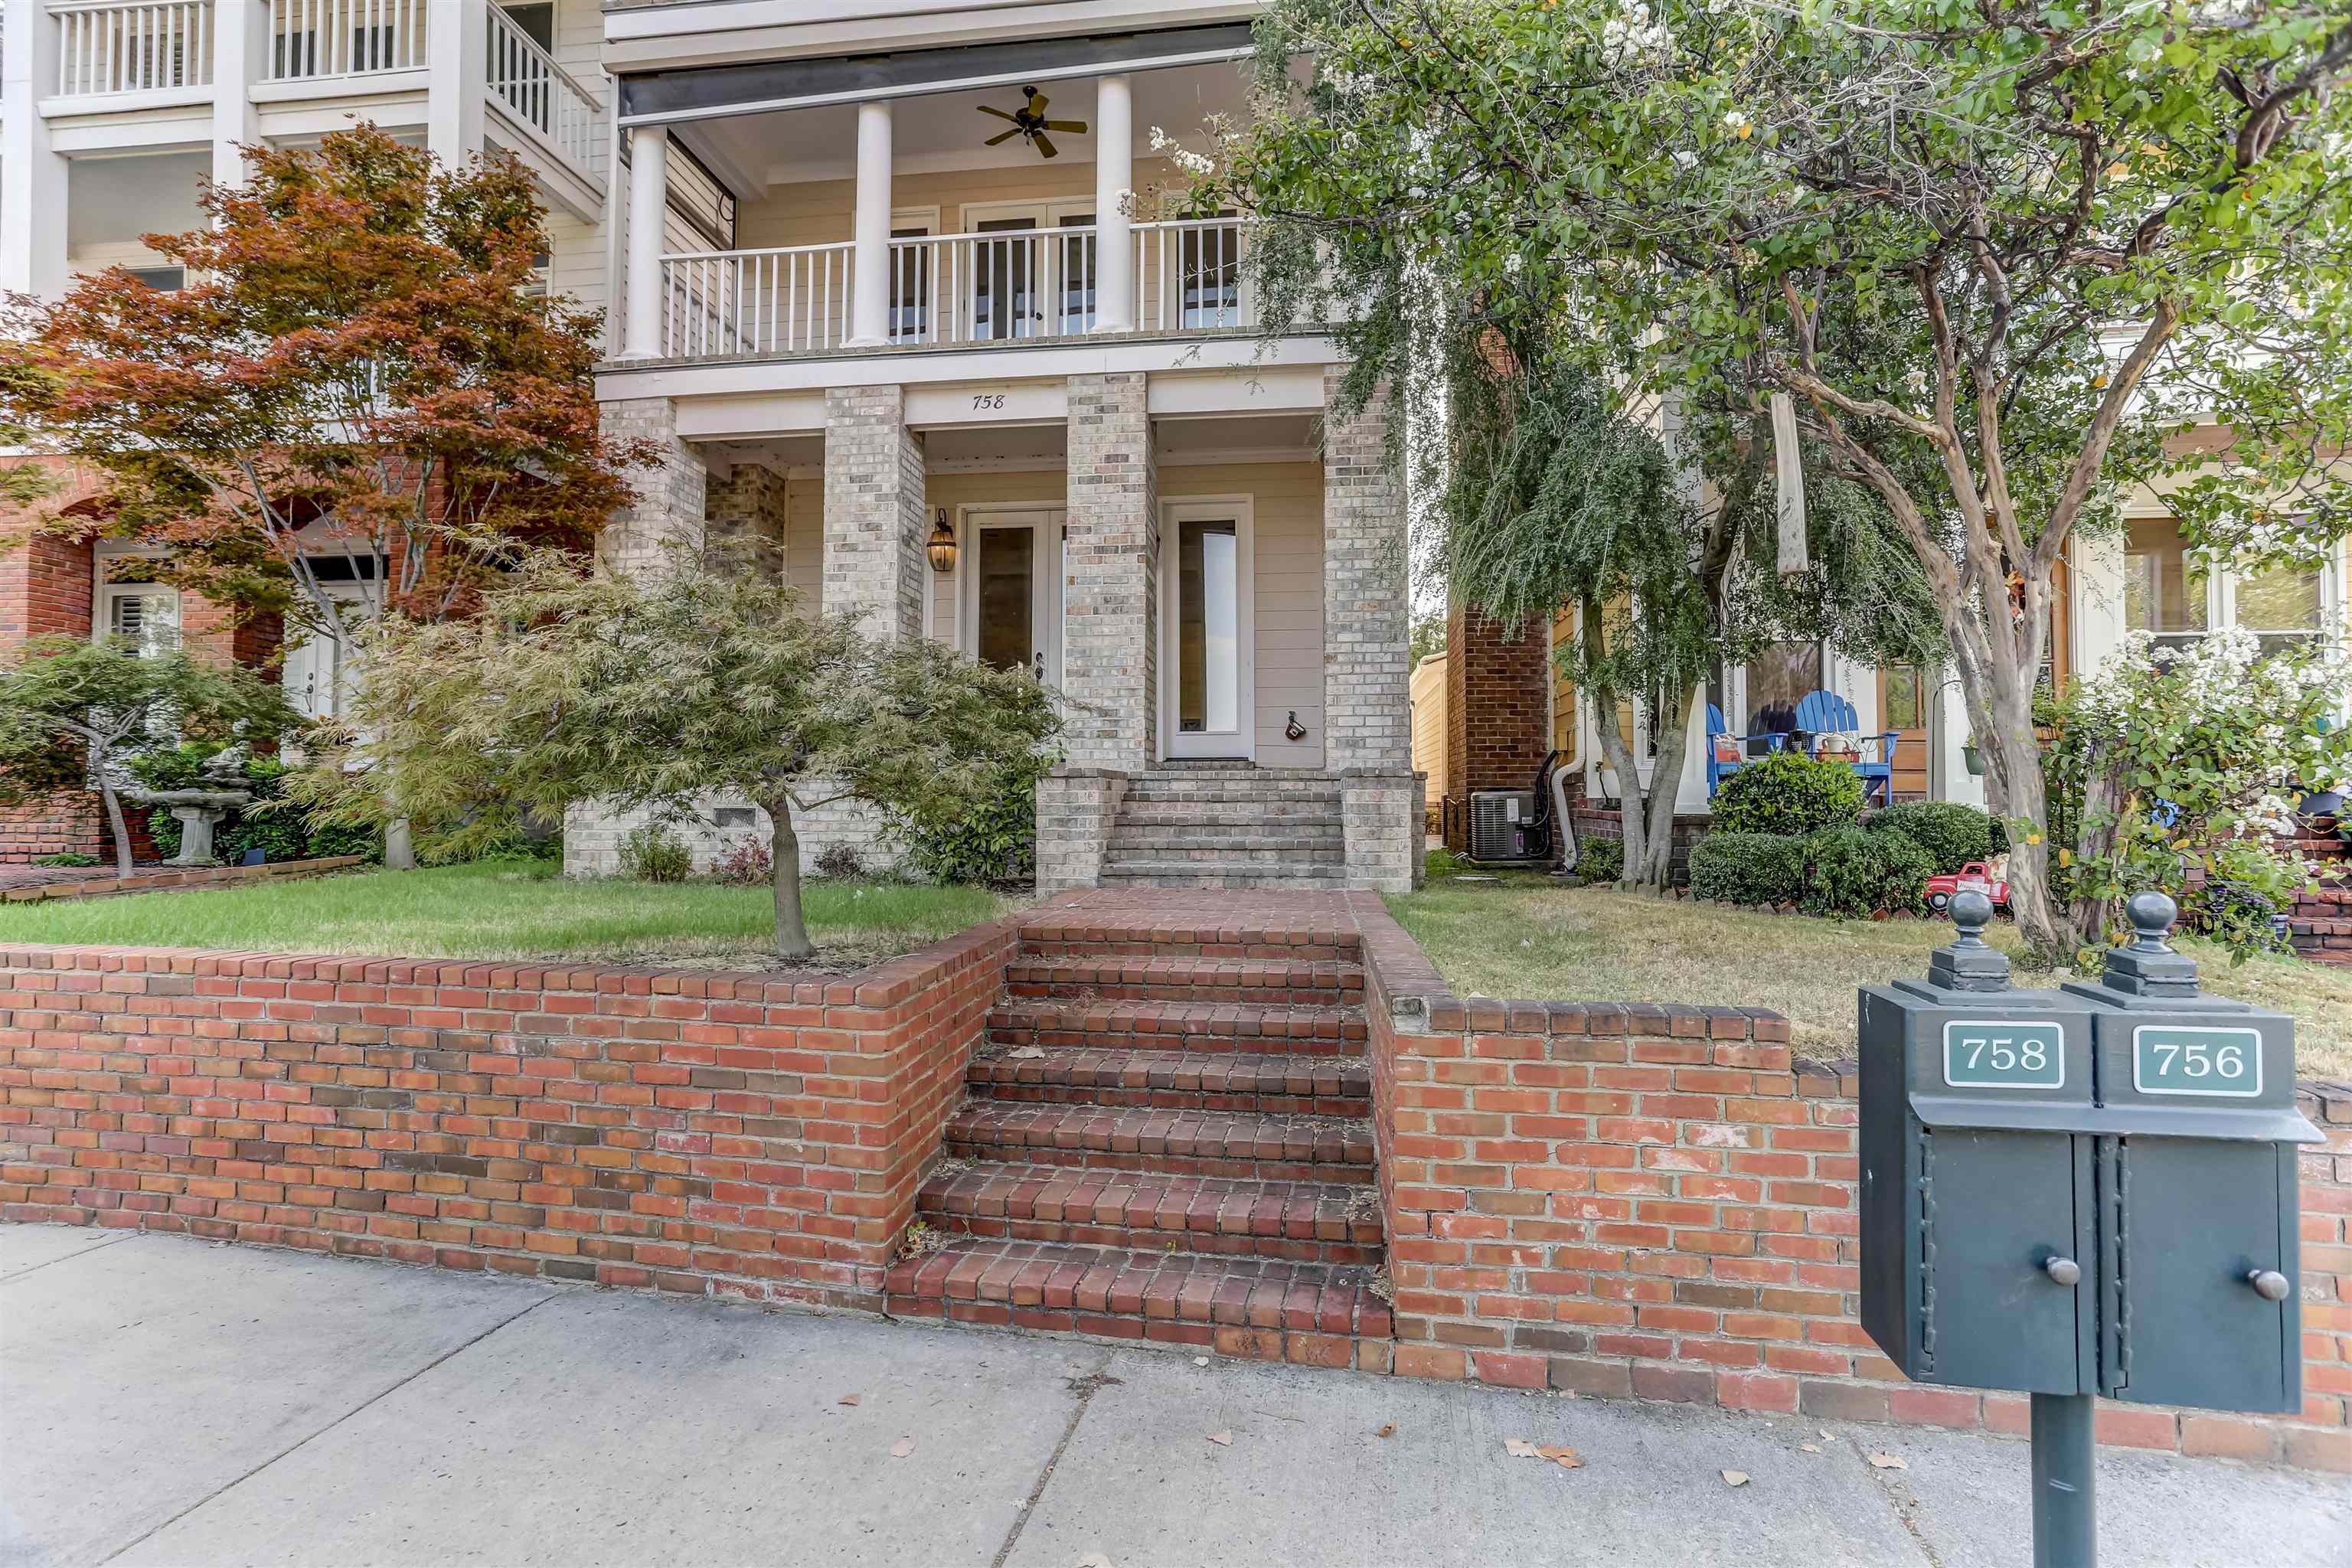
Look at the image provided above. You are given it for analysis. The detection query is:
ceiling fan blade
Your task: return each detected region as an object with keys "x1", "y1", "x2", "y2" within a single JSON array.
[
  {"x1": 1026, "y1": 91, "x2": 1049, "y2": 115},
  {"x1": 1042, "y1": 119, "x2": 1087, "y2": 133},
  {"x1": 984, "y1": 127, "x2": 1022, "y2": 145},
  {"x1": 977, "y1": 104, "x2": 1018, "y2": 122},
  {"x1": 1033, "y1": 132, "x2": 1059, "y2": 158}
]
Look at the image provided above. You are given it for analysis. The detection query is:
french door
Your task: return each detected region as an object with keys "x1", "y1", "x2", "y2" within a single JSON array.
[
  {"x1": 959, "y1": 510, "x2": 1063, "y2": 684},
  {"x1": 1159, "y1": 500, "x2": 1254, "y2": 759}
]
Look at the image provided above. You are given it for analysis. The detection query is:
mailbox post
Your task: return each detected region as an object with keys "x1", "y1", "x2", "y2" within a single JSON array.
[{"x1": 1858, "y1": 890, "x2": 2319, "y2": 1567}]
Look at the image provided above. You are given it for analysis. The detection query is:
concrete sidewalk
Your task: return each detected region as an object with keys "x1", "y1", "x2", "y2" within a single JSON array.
[{"x1": 2, "y1": 1226, "x2": 2344, "y2": 1568}]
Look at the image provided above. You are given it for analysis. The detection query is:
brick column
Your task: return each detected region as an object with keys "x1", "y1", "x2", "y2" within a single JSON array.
[
  {"x1": 1441, "y1": 599, "x2": 1550, "y2": 853},
  {"x1": 823, "y1": 386, "x2": 926, "y2": 642},
  {"x1": 1323, "y1": 372, "x2": 1410, "y2": 770},
  {"x1": 705, "y1": 462, "x2": 789, "y2": 580},
  {"x1": 599, "y1": 397, "x2": 707, "y2": 573},
  {"x1": 1063, "y1": 372, "x2": 1156, "y2": 773}
]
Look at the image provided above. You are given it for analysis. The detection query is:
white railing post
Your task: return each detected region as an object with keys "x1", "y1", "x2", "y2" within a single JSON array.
[
  {"x1": 846, "y1": 100, "x2": 890, "y2": 347},
  {"x1": 1093, "y1": 74, "x2": 1134, "y2": 333},
  {"x1": 2, "y1": 0, "x2": 70, "y2": 298},
  {"x1": 424, "y1": 0, "x2": 483, "y2": 165},
  {"x1": 211, "y1": 0, "x2": 267, "y2": 188},
  {"x1": 623, "y1": 123, "x2": 667, "y2": 358}
]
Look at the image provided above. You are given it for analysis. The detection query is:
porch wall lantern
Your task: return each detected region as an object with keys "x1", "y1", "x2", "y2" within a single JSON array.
[{"x1": 927, "y1": 509, "x2": 957, "y2": 574}]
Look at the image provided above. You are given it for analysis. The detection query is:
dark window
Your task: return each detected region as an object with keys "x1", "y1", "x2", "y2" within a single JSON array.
[{"x1": 126, "y1": 266, "x2": 185, "y2": 292}]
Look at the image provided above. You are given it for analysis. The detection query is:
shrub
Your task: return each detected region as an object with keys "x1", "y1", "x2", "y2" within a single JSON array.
[
  {"x1": 1690, "y1": 832, "x2": 1807, "y2": 907},
  {"x1": 1801, "y1": 825, "x2": 1935, "y2": 920},
  {"x1": 1710, "y1": 750, "x2": 1866, "y2": 838},
  {"x1": 618, "y1": 823, "x2": 694, "y2": 883},
  {"x1": 717, "y1": 835, "x2": 776, "y2": 886},
  {"x1": 1574, "y1": 835, "x2": 1624, "y2": 884},
  {"x1": 34, "y1": 852, "x2": 99, "y2": 867},
  {"x1": 812, "y1": 842, "x2": 866, "y2": 881},
  {"x1": 1867, "y1": 801, "x2": 1996, "y2": 875},
  {"x1": 885, "y1": 750, "x2": 1055, "y2": 887}
]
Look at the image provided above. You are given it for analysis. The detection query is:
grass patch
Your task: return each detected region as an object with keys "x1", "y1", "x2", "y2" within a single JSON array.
[
  {"x1": 1390, "y1": 851, "x2": 2352, "y2": 1080},
  {"x1": 0, "y1": 861, "x2": 1023, "y2": 970}
]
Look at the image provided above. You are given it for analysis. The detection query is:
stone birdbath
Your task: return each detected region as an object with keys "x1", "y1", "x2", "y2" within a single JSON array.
[{"x1": 119, "y1": 748, "x2": 253, "y2": 866}]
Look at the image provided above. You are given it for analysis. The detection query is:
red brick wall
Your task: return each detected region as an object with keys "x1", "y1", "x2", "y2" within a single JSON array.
[
  {"x1": 1442, "y1": 603, "x2": 1550, "y2": 853},
  {"x1": 0, "y1": 921, "x2": 1021, "y2": 1309},
  {"x1": 1353, "y1": 901, "x2": 2352, "y2": 1474}
]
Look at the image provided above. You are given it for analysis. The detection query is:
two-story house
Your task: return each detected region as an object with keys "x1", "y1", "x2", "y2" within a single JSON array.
[{"x1": 572, "y1": 0, "x2": 1417, "y2": 892}]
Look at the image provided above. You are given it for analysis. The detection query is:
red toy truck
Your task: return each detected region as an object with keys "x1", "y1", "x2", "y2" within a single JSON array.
[{"x1": 1924, "y1": 859, "x2": 2009, "y2": 914}]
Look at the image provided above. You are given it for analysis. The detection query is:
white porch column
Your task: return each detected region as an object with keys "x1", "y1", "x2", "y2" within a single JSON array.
[
  {"x1": 1, "y1": 0, "x2": 70, "y2": 300},
  {"x1": 848, "y1": 102, "x2": 893, "y2": 347},
  {"x1": 622, "y1": 126, "x2": 669, "y2": 359},
  {"x1": 1092, "y1": 74, "x2": 1135, "y2": 333},
  {"x1": 426, "y1": 0, "x2": 488, "y2": 168},
  {"x1": 210, "y1": 0, "x2": 270, "y2": 192}
]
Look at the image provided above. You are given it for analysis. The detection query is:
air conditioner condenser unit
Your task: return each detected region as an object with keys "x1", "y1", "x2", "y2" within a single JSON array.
[{"x1": 1468, "y1": 789, "x2": 1544, "y2": 864}]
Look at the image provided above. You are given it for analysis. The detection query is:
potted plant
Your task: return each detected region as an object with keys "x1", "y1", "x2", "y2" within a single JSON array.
[{"x1": 1961, "y1": 737, "x2": 1984, "y2": 776}]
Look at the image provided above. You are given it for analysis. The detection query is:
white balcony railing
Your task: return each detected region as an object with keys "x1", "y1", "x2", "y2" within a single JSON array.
[
  {"x1": 662, "y1": 242, "x2": 855, "y2": 359},
  {"x1": 485, "y1": 5, "x2": 599, "y2": 184},
  {"x1": 52, "y1": 0, "x2": 214, "y2": 97},
  {"x1": 265, "y1": 0, "x2": 424, "y2": 82},
  {"x1": 654, "y1": 220, "x2": 1258, "y2": 361}
]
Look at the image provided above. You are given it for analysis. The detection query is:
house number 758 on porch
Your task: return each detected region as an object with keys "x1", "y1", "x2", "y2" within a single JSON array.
[
  {"x1": 971, "y1": 393, "x2": 1007, "y2": 410},
  {"x1": 1941, "y1": 1020, "x2": 2066, "y2": 1090}
]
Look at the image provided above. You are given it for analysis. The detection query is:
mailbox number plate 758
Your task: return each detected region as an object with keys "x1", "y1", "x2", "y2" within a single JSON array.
[
  {"x1": 2131, "y1": 1024, "x2": 2262, "y2": 1097},
  {"x1": 1942, "y1": 1020, "x2": 2066, "y2": 1090}
]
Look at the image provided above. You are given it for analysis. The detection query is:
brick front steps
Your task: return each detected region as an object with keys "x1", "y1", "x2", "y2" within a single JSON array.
[{"x1": 887, "y1": 900, "x2": 1393, "y2": 1366}]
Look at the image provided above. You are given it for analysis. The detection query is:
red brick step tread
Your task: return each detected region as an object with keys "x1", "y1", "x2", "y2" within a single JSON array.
[
  {"x1": 969, "y1": 1047, "x2": 1370, "y2": 1115},
  {"x1": 944, "y1": 1102, "x2": 1376, "y2": 1182},
  {"x1": 919, "y1": 1161, "x2": 1382, "y2": 1264},
  {"x1": 1004, "y1": 955, "x2": 1364, "y2": 1006},
  {"x1": 986, "y1": 998, "x2": 1365, "y2": 1057},
  {"x1": 884, "y1": 1237, "x2": 1394, "y2": 1367}
]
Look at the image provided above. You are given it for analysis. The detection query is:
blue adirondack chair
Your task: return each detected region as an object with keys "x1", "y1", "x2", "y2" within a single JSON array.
[
  {"x1": 1793, "y1": 689, "x2": 1901, "y2": 805},
  {"x1": 1704, "y1": 705, "x2": 1790, "y2": 795}
]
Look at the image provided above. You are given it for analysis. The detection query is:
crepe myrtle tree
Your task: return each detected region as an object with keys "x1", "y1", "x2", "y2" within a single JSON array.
[
  {"x1": 289, "y1": 550, "x2": 1061, "y2": 960},
  {"x1": 0, "y1": 638, "x2": 300, "y2": 876},
  {"x1": 1208, "y1": 0, "x2": 2352, "y2": 956},
  {"x1": 0, "y1": 125, "x2": 651, "y2": 867}
]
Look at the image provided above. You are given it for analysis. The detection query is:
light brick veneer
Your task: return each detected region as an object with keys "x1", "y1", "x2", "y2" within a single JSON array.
[
  {"x1": 1322, "y1": 371, "x2": 1417, "y2": 890},
  {"x1": 563, "y1": 795, "x2": 894, "y2": 879},
  {"x1": 704, "y1": 462, "x2": 790, "y2": 580},
  {"x1": 1063, "y1": 374, "x2": 1157, "y2": 773},
  {"x1": 1035, "y1": 768, "x2": 1129, "y2": 893},
  {"x1": 823, "y1": 386, "x2": 926, "y2": 642},
  {"x1": 598, "y1": 397, "x2": 706, "y2": 572}
]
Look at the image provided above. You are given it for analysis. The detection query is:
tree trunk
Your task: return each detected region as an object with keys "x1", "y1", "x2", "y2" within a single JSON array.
[
  {"x1": 763, "y1": 795, "x2": 815, "y2": 961},
  {"x1": 384, "y1": 818, "x2": 416, "y2": 871},
  {"x1": 1635, "y1": 683, "x2": 1695, "y2": 890},
  {"x1": 2067, "y1": 737, "x2": 2126, "y2": 952},
  {"x1": 97, "y1": 779, "x2": 135, "y2": 878},
  {"x1": 1974, "y1": 692, "x2": 2070, "y2": 962}
]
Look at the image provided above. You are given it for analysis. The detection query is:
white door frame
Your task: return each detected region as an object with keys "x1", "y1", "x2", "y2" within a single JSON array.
[
  {"x1": 1158, "y1": 495, "x2": 1255, "y2": 760},
  {"x1": 956, "y1": 504, "x2": 1063, "y2": 686}
]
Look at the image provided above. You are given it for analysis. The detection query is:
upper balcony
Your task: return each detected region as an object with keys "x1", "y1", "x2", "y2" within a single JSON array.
[
  {"x1": 24, "y1": 0, "x2": 604, "y2": 208},
  {"x1": 603, "y1": 23, "x2": 1343, "y2": 388}
]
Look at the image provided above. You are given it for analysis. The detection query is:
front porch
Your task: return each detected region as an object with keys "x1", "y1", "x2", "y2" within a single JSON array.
[{"x1": 580, "y1": 373, "x2": 1419, "y2": 893}]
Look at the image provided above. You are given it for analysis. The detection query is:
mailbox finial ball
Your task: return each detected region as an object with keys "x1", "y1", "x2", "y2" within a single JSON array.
[
  {"x1": 1947, "y1": 889, "x2": 1994, "y2": 946},
  {"x1": 2126, "y1": 890, "x2": 2178, "y2": 952}
]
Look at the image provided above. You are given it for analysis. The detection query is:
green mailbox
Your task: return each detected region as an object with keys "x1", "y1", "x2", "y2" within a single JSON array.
[{"x1": 1860, "y1": 889, "x2": 2321, "y2": 1566}]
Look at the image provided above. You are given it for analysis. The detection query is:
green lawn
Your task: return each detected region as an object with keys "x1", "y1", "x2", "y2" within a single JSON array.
[
  {"x1": 1389, "y1": 853, "x2": 2352, "y2": 1080},
  {"x1": 0, "y1": 861, "x2": 1022, "y2": 970}
]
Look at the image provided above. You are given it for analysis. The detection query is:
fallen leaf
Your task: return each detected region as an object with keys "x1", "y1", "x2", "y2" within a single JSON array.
[
  {"x1": 1077, "y1": 1556, "x2": 1114, "y2": 1568},
  {"x1": 1205, "y1": 1431, "x2": 1233, "y2": 1447},
  {"x1": 1540, "y1": 1445, "x2": 1583, "y2": 1470},
  {"x1": 1192, "y1": 1357, "x2": 1210, "y2": 1367},
  {"x1": 1376, "y1": 1423, "x2": 1397, "y2": 1439},
  {"x1": 1504, "y1": 1439, "x2": 1540, "y2": 1458},
  {"x1": 890, "y1": 1437, "x2": 916, "y2": 1459},
  {"x1": 1818, "y1": 1429, "x2": 1833, "y2": 1439},
  {"x1": 1799, "y1": 1443, "x2": 1822, "y2": 1454},
  {"x1": 1722, "y1": 1469, "x2": 1750, "y2": 1488},
  {"x1": 838, "y1": 1393, "x2": 861, "y2": 1406},
  {"x1": 1008, "y1": 1046, "x2": 1047, "y2": 1060},
  {"x1": 1868, "y1": 1452, "x2": 1908, "y2": 1471}
]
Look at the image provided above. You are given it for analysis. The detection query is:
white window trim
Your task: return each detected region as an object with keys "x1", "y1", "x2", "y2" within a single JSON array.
[
  {"x1": 1158, "y1": 495, "x2": 1256, "y2": 762},
  {"x1": 96, "y1": 580, "x2": 181, "y2": 656},
  {"x1": 950, "y1": 501, "x2": 1064, "y2": 686}
]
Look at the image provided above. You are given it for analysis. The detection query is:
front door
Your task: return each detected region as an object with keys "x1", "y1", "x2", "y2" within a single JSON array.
[
  {"x1": 1160, "y1": 501, "x2": 1254, "y2": 759},
  {"x1": 960, "y1": 510, "x2": 1061, "y2": 684}
]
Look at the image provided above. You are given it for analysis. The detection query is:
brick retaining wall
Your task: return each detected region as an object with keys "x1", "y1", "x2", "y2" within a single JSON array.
[
  {"x1": 1349, "y1": 897, "x2": 2352, "y2": 1473},
  {"x1": 0, "y1": 919, "x2": 1021, "y2": 1310}
]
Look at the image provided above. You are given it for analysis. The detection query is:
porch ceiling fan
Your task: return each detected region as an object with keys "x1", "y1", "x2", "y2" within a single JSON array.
[{"x1": 977, "y1": 87, "x2": 1088, "y2": 159}]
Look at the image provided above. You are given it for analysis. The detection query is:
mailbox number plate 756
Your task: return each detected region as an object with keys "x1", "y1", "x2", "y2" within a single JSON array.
[
  {"x1": 2131, "y1": 1024, "x2": 2262, "y2": 1097},
  {"x1": 1942, "y1": 1020, "x2": 2066, "y2": 1090}
]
